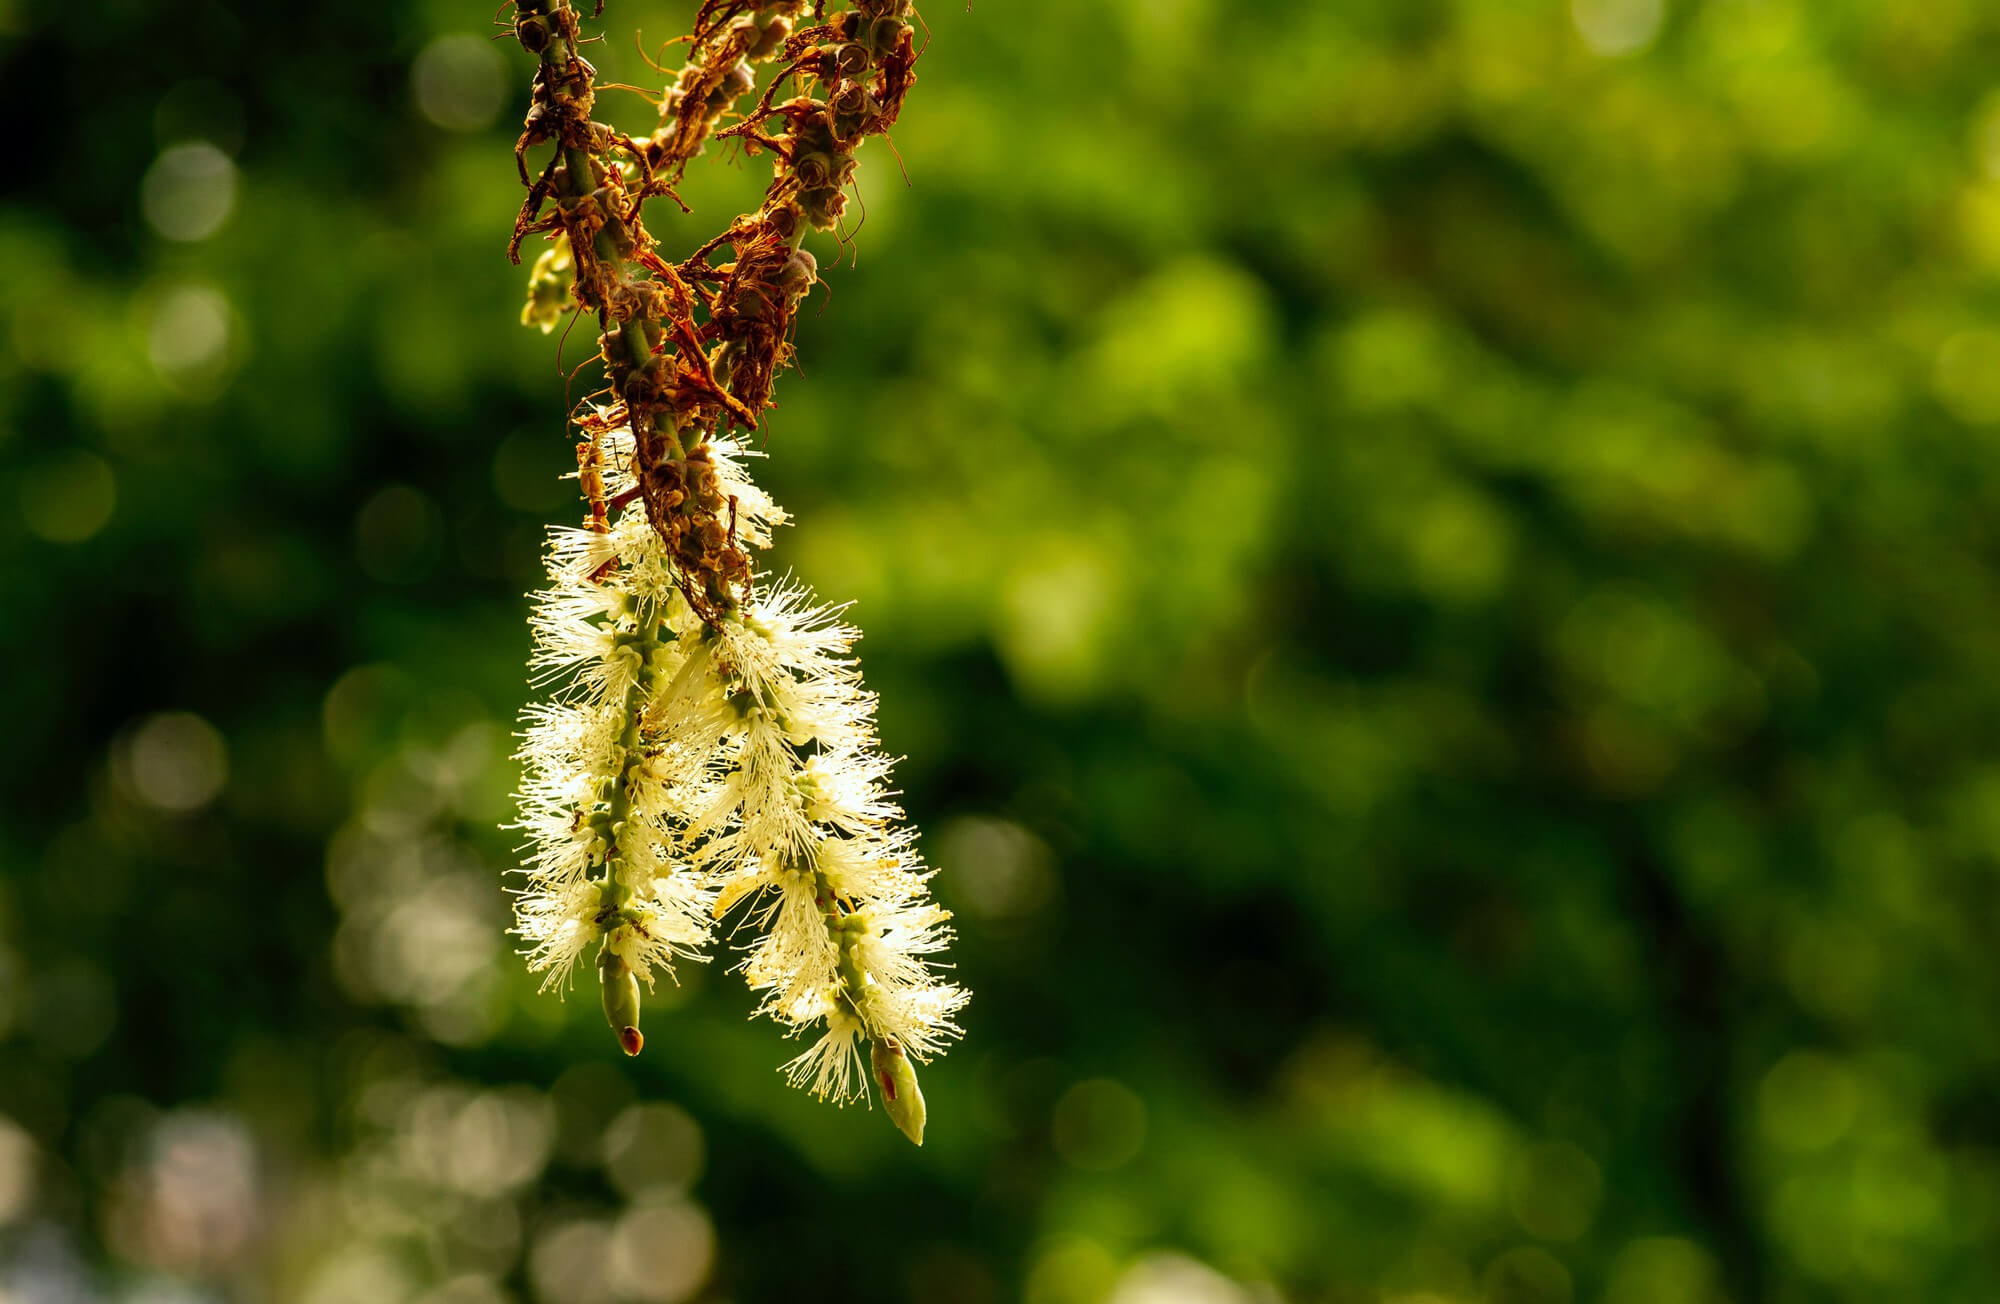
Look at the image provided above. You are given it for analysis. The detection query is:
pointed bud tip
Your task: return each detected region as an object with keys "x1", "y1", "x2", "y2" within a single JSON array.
[
  {"x1": 872, "y1": 1037, "x2": 927, "y2": 1145},
  {"x1": 599, "y1": 946, "x2": 642, "y2": 1047}
]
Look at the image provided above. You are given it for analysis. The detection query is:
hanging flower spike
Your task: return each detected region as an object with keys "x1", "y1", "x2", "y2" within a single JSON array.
[
  {"x1": 511, "y1": 473, "x2": 721, "y2": 1047},
  {"x1": 503, "y1": 0, "x2": 963, "y2": 1143}
]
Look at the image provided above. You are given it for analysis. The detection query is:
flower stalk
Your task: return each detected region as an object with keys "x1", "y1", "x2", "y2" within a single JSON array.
[{"x1": 502, "y1": 0, "x2": 962, "y2": 1140}]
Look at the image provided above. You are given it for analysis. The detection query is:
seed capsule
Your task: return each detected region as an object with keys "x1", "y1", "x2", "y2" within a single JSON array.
[
  {"x1": 794, "y1": 151, "x2": 837, "y2": 190},
  {"x1": 515, "y1": 12, "x2": 552, "y2": 53},
  {"x1": 867, "y1": 17, "x2": 908, "y2": 58},
  {"x1": 779, "y1": 248, "x2": 818, "y2": 298}
]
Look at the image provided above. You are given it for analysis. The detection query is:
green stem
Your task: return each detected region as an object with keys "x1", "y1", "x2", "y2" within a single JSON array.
[
  {"x1": 813, "y1": 867, "x2": 872, "y2": 1028},
  {"x1": 598, "y1": 600, "x2": 670, "y2": 910}
]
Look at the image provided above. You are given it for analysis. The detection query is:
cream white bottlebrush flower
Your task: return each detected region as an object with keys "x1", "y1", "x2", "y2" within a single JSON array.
[
  {"x1": 511, "y1": 453, "x2": 723, "y2": 1053},
  {"x1": 512, "y1": 427, "x2": 965, "y2": 1142}
]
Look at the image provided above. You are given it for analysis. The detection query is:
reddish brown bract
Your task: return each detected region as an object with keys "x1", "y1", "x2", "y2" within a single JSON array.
[{"x1": 505, "y1": 0, "x2": 922, "y2": 625}]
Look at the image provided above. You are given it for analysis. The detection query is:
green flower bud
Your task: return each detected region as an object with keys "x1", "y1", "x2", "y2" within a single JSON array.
[
  {"x1": 836, "y1": 42, "x2": 872, "y2": 76},
  {"x1": 872, "y1": 1037, "x2": 926, "y2": 1146},
  {"x1": 521, "y1": 238, "x2": 574, "y2": 334},
  {"x1": 599, "y1": 945, "x2": 643, "y2": 1056},
  {"x1": 778, "y1": 250, "x2": 818, "y2": 299}
]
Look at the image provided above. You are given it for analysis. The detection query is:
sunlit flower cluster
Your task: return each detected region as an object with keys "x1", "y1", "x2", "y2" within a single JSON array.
[
  {"x1": 501, "y1": 0, "x2": 955, "y2": 1141},
  {"x1": 513, "y1": 427, "x2": 963, "y2": 1137}
]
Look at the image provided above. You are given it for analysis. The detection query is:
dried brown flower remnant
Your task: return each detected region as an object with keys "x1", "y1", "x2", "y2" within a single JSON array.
[{"x1": 506, "y1": 0, "x2": 922, "y2": 622}]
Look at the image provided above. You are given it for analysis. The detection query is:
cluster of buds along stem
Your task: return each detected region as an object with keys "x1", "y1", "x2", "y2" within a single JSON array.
[{"x1": 501, "y1": 0, "x2": 960, "y2": 1143}]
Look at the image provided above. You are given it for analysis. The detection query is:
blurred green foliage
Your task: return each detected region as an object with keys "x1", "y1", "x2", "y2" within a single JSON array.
[{"x1": 5, "y1": 0, "x2": 2000, "y2": 1301}]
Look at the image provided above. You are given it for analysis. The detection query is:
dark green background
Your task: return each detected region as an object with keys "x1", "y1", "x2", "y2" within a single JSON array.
[{"x1": 5, "y1": 1, "x2": 2000, "y2": 1301}]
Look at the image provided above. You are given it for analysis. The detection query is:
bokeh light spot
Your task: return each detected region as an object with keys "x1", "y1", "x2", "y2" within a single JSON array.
[
  {"x1": 105, "y1": 1111, "x2": 259, "y2": 1274},
  {"x1": 436, "y1": 1088, "x2": 555, "y2": 1196},
  {"x1": 414, "y1": 35, "x2": 507, "y2": 132},
  {"x1": 1025, "y1": 1238, "x2": 1120, "y2": 1304},
  {"x1": 146, "y1": 284, "x2": 233, "y2": 391},
  {"x1": 1484, "y1": 1246, "x2": 1573, "y2": 1304},
  {"x1": 1758, "y1": 1051, "x2": 1859, "y2": 1153},
  {"x1": 140, "y1": 142, "x2": 237, "y2": 241},
  {"x1": 1975, "y1": 90, "x2": 2000, "y2": 180},
  {"x1": 19, "y1": 449, "x2": 115, "y2": 543},
  {"x1": 938, "y1": 816, "x2": 1058, "y2": 922},
  {"x1": 602, "y1": 1102, "x2": 704, "y2": 1198},
  {"x1": 321, "y1": 663, "x2": 415, "y2": 766},
  {"x1": 123, "y1": 712, "x2": 229, "y2": 813},
  {"x1": 530, "y1": 1220, "x2": 615, "y2": 1304},
  {"x1": 998, "y1": 545, "x2": 1117, "y2": 703},
  {"x1": 1107, "y1": 1252, "x2": 1259, "y2": 1304},
  {"x1": 0, "y1": 1115, "x2": 36, "y2": 1227},
  {"x1": 300, "y1": 1249, "x2": 412, "y2": 1304},
  {"x1": 1933, "y1": 330, "x2": 2000, "y2": 425},
  {"x1": 1506, "y1": 1142, "x2": 1602, "y2": 1241},
  {"x1": 416, "y1": 1277, "x2": 508, "y2": 1304},
  {"x1": 607, "y1": 1201, "x2": 714, "y2": 1303},
  {"x1": 1602, "y1": 1238, "x2": 1724, "y2": 1304},
  {"x1": 1573, "y1": 0, "x2": 1667, "y2": 56}
]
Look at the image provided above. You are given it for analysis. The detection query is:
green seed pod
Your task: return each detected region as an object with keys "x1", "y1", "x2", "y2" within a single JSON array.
[
  {"x1": 800, "y1": 185, "x2": 847, "y2": 230},
  {"x1": 867, "y1": 17, "x2": 908, "y2": 58},
  {"x1": 872, "y1": 1037, "x2": 926, "y2": 1146},
  {"x1": 598, "y1": 946, "x2": 643, "y2": 1056},
  {"x1": 766, "y1": 203, "x2": 801, "y2": 239},
  {"x1": 788, "y1": 116, "x2": 838, "y2": 157},
  {"x1": 836, "y1": 42, "x2": 872, "y2": 76},
  {"x1": 830, "y1": 82, "x2": 873, "y2": 120},
  {"x1": 779, "y1": 248, "x2": 818, "y2": 298},
  {"x1": 794, "y1": 151, "x2": 837, "y2": 190},
  {"x1": 515, "y1": 12, "x2": 553, "y2": 54}
]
